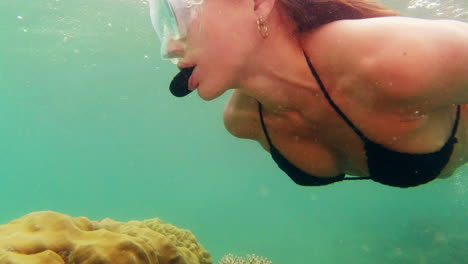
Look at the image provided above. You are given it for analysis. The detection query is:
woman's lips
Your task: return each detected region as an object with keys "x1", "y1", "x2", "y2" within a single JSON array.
[
  {"x1": 188, "y1": 70, "x2": 199, "y2": 91},
  {"x1": 189, "y1": 75, "x2": 195, "y2": 91}
]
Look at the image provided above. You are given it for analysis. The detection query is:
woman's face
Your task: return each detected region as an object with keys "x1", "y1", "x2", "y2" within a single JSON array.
[{"x1": 172, "y1": 0, "x2": 260, "y2": 100}]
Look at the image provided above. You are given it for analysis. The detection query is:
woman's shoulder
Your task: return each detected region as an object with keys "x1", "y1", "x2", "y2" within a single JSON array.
[
  {"x1": 302, "y1": 17, "x2": 432, "y2": 67},
  {"x1": 308, "y1": 16, "x2": 450, "y2": 37},
  {"x1": 303, "y1": 16, "x2": 462, "y2": 63},
  {"x1": 303, "y1": 16, "x2": 468, "y2": 108}
]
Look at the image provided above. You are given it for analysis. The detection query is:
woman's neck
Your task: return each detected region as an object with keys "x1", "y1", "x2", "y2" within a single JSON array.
[{"x1": 237, "y1": 34, "x2": 330, "y2": 121}]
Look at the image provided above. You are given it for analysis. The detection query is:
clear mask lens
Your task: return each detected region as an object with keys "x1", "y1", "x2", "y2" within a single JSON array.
[{"x1": 148, "y1": 0, "x2": 203, "y2": 62}]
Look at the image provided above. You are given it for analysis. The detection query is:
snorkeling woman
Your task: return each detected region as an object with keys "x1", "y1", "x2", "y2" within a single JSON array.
[{"x1": 148, "y1": 0, "x2": 468, "y2": 187}]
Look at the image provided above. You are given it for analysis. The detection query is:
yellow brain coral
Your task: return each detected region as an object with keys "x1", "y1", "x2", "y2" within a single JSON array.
[{"x1": 0, "y1": 211, "x2": 212, "y2": 264}]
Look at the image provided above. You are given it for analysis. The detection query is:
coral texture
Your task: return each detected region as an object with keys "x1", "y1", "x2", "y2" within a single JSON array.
[
  {"x1": 217, "y1": 254, "x2": 272, "y2": 264},
  {"x1": 0, "y1": 211, "x2": 212, "y2": 264}
]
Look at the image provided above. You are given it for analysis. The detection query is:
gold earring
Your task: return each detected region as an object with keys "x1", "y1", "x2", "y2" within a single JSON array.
[{"x1": 257, "y1": 16, "x2": 269, "y2": 39}]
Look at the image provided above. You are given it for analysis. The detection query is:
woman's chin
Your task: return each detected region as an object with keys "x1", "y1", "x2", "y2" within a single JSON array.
[
  {"x1": 197, "y1": 90, "x2": 217, "y2": 101},
  {"x1": 197, "y1": 85, "x2": 226, "y2": 101}
]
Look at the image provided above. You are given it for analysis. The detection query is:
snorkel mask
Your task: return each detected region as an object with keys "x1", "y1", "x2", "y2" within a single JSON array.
[
  {"x1": 148, "y1": 0, "x2": 203, "y2": 97},
  {"x1": 148, "y1": 0, "x2": 203, "y2": 63}
]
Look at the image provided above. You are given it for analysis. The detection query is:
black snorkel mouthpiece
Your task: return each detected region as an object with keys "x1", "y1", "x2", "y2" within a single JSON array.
[{"x1": 169, "y1": 67, "x2": 195, "y2": 97}]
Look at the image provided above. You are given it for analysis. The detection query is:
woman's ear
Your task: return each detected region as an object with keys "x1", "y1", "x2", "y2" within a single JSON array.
[{"x1": 253, "y1": 0, "x2": 276, "y2": 18}]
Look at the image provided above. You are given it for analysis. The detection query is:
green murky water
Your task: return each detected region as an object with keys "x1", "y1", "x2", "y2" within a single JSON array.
[{"x1": 0, "y1": 0, "x2": 467, "y2": 263}]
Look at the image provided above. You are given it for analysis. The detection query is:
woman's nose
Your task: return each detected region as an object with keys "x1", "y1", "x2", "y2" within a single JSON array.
[{"x1": 165, "y1": 39, "x2": 186, "y2": 58}]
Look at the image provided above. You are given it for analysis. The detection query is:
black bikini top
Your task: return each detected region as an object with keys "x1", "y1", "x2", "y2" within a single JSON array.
[{"x1": 258, "y1": 51, "x2": 460, "y2": 188}]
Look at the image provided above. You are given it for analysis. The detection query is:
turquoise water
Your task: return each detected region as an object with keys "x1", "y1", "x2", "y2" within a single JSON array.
[{"x1": 0, "y1": 0, "x2": 467, "y2": 263}]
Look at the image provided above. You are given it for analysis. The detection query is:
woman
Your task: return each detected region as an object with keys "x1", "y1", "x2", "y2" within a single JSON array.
[{"x1": 149, "y1": 0, "x2": 468, "y2": 187}]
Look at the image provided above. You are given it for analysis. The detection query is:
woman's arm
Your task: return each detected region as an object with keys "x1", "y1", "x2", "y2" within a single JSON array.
[{"x1": 223, "y1": 90, "x2": 260, "y2": 139}]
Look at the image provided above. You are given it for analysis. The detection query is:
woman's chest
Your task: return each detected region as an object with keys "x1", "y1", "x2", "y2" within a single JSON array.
[{"x1": 257, "y1": 103, "x2": 467, "y2": 177}]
